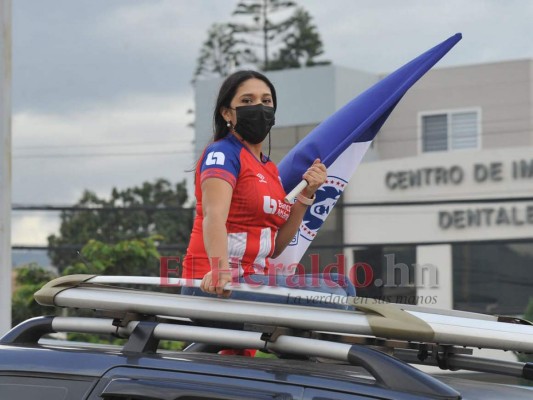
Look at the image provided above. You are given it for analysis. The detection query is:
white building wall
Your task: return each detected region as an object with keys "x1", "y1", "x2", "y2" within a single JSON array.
[
  {"x1": 375, "y1": 59, "x2": 533, "y2": 160},
  {"x1": 416, "y1": 244, "x2": 453, "y2": 310},
  {"x1": 344, "y1": 146, "x2": 533, "y2": 245}
]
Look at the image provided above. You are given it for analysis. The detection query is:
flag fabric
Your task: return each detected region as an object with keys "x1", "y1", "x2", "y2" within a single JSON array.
[{"x1": 270, "y1": 33, "x2": 462, "y2": 271}]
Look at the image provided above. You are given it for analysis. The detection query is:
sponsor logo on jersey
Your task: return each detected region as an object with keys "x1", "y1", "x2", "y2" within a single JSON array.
[
  {"x1": 263, "y1": 196, "x2": 277, "y2": 214},
  {"x1": 205, "y1": 151, "x2": 225, "y2": 166},
  {"x1": 256, "y1": 173, "x2": 267, "y2": 183},
  {"x1": 263, "y1": 196, "x2": 290, "y2": 220}
]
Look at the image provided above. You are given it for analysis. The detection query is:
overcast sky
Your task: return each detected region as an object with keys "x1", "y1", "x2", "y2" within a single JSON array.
[{"x1": 10, "y1": 0, "x2": 533, "y2": 245}]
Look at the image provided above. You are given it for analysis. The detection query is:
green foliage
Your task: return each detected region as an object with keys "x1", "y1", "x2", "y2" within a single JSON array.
[
  {"x1": 64, "y1": 236, "x2": 162, "y2": 277},
  {"x1": 255, "y1": 350, "x2": 278, "y2": 358},
  {"x1": 269, "y1": 8, "x2": 330, "y2": 70},
  {"x1": 63, "y1": 335, "x2": 183, "y2": 351},
  {"x1": 11, "y1": 264, "x2": 59, "y2": 326},
  {"x1": 159, "y1": 340, "x2": 185, "y2": 351},
  {"x1": 231, "y1": 0, "x2": 297, "y2": 71},
  {"x1": 193, "y1": 23, "x2": 257, "y2": 82},
  {"x1": 517, "y1": 297, "x2": 533, "y2": 363},
  {"x1": 15, "y1": 177, "x2": 192, "y2": 346},
  {"x1": 66, "y1": 332, "x2": 127, "y2": 346},
  {"x1": 193, "y1": 0, "x2": 329, "y2": 80},
  {"x1": 47, "y1": 178, "x2": 192, "y2": 273}
]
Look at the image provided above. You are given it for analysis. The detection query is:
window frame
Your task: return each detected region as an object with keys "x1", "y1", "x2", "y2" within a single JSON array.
[
  {"x1": 88, "y1": 367, "x2": 304, "y2": 400},
  {"x1": 0, "y1": 374, "x2": 96, "y2": 400},
  {"x1": 417, "y1": 107, "x2": 482, "y2": 154}
]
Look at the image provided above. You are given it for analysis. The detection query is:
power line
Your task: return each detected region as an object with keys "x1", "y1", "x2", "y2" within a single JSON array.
[
  {"x1": 11, "y1": 127, "x2": 533, "y2": 159},
  {"x1": 12, "y1": 244, "x2": 188, "y2": 251},
  {"x1": 11, "y1": 195, "x2": 533, "y2": 212},
  {"x1": 12, "y1": 237, "x2": 533, "y2": 253},
  {"x1": 14, "y1": 139, "x2": 193, "y2": 150},
  {"x1": 12, "y1": 205, "x2": 194, "y2": 211},
  {"x1": 13, "y1": 149, "x2": 193, "y2": 159}
]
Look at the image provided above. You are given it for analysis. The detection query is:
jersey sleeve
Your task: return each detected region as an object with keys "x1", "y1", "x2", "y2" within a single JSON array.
[{"x1": 199, "y1": 140, "x2": 241, "y2": 189}]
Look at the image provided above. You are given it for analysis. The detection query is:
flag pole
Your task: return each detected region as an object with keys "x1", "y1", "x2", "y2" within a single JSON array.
[
  {"x1": 284, "y1": 180, "x2": 308, "y2": 203},
  {"x1": 0, "y1": 0, "x2": 12, "y2": 335}
]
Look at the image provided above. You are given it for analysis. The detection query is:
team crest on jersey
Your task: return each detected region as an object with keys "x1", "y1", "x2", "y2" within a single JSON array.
[{"x1": 299, "y1": 175, "x2": 347, "y2": 242}]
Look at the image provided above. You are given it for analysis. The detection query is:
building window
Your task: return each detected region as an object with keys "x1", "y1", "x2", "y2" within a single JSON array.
[
  {"x1": 421, "y1": 110, "x2": 479, "y2": 153},
  {"x1": 352, "y1": 245, "x2": 416, "y2": 302},
  {"x1": 453, "y1": 240, "x2": 533, "y2": 315}
]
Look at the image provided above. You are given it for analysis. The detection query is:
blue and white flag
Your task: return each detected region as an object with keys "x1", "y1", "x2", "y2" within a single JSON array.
[{"x1": 271, "y1": 33, "x2": 462, "y2": 270}]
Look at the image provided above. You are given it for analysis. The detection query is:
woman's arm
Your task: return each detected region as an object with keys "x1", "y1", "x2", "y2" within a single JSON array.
[
  {"x1": 199, "y1": 178, "x2": 233, "y2": 296},
  {"x1": 272, "y1": 159, "x2": 327, "y2": 258}
]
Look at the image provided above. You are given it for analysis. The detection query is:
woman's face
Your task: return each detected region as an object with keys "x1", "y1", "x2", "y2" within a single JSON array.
[{"x1": 222, "y1": 78, "x2": 274, "y2": 128}]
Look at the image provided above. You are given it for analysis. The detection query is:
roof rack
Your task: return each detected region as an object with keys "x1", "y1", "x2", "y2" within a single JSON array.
[
  {"x1": 27, "y1": 274, "x2": 533, "y2": 380},
  {"x1": 1, "y1": 273, "x2": 533, "y2": 396},
  {"x1": 2, "y1": 315, "x2": 464, "y2": 399},
  {"x1": 33, "y1": 275, "x2": 533, "y2": 352}
]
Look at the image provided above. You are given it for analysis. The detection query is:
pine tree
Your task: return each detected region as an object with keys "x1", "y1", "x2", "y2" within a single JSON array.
[
  {"x1": 192, "y1": 1, "x2": 330, "y2": 80},
  {"x1": 231, "y1": 0, "x2": 297, "y2": 71},
  {"x1": 193, "y1": 23, "x2": 257, "y2": 82},
  {"x1": 269, "y1": 8, "x2": 331, "y2": 70}
]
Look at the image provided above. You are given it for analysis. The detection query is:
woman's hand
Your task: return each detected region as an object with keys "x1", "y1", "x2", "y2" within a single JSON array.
[
  {"x1": 302, "y1": 158, "x2": 327, "y2": 197},
  {"x1": 272, "y1": 159, "x2": 327, "y2": 258},
  {"x1": 200, "y1": 269, "x2": 232, "y2": 298}
]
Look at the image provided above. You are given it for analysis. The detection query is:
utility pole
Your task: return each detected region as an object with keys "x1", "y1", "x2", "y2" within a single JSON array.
[{"x1": 0, "y1": 0, "x2": 12, "y2": 335}]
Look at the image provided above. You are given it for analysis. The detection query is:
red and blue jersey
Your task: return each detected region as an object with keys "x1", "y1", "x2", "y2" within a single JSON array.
[{"x1": 183, "y1": 134, "x2": 290, "y2": 279}]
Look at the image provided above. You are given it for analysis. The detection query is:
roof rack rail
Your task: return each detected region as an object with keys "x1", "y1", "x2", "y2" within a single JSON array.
[
  {"x1": 394, "y1": 347, "x2": 533, "y2": 382},
  {"x1": 1, "y1": 315, "x2": 461, "y2": 400},
  {"x1": 34, "y1": 274, "x2": 533, "y2": 353}
]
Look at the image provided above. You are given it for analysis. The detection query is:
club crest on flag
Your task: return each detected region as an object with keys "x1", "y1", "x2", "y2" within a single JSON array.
[{"x1": 298, "y1": 175, "x2": 347, "y2": 243}]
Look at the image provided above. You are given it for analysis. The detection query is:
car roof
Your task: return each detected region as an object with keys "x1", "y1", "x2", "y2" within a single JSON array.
[
  {"x1": 2, "y1": 341, "x2": 533, "y2": 400},
  {"x1": 4, "y1": 275, "x2": 533, "y2": 400}
]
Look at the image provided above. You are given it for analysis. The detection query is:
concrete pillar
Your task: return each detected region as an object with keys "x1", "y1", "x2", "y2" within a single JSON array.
[
  {"x1": 416, "y1": 244, "x2": 453, "y2": 309},
  {"x1": 0, "y1": 0, "x2": 12, "y2": 334}
]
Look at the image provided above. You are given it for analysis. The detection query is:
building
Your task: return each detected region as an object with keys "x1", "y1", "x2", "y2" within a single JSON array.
[{"x1": 194, "y1": 59, "x2": 533, "y2": 315}]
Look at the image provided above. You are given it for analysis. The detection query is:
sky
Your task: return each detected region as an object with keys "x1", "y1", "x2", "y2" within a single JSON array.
[{"x1": 9, "y1": 0, "x2": 533, "y2": 246}]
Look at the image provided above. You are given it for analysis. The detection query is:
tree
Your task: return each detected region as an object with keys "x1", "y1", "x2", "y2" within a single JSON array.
[
  {"x1": 64, "y1": 236, "x2": 162, "y2": 277},
  {"x1": 269, "y1": 8, "x2": 331, "y2": 70},
  {"x1": 193, "y1": 23, "x2": 257, "y2": 82},
  {"x1": 231, "y1": 0, "x2": 297, "y2": 71},
  {"x1": 12, "y1": 264, "x2": 58, "y2": 326},
  {"x1": 12, "y1": 238, "x2": 164, "y2": 328},
  {"x1": 192, "y1": 1, "x2": 330, "y2": 80},
  {"x1": 47, "y1": 179, "x2": 192, "y2": 272},
  {"x1": 517, "y1": 297, "x2": 533, "y2": 363}
]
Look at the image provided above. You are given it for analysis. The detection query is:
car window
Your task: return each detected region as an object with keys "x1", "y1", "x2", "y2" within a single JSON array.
[
  {"x1": 99, "y1": 377, "x2": 296, "y2": 399},
  {"x1": 89, "y1": 368, "x2": 303, "y2": 400},
  {"x1": 0, "y1": 375, "x2": 95, "y2": 400}
]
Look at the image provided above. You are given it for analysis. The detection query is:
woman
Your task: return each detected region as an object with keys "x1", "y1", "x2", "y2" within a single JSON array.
[{"x1": 182, "y1": 70, "x2": 350, "y2": 302}]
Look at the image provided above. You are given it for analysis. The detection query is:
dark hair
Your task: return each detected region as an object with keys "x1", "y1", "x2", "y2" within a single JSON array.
[{"x1": 212, "y1": 70, "x2": 277, "y2": 141}]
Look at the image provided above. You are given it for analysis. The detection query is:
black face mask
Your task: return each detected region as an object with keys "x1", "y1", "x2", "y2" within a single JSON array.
[{"x1": 233, "y1": 104, "x2": 275, "y2": 144}]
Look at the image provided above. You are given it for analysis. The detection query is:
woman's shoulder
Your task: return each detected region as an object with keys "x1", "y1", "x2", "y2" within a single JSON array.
[
  {"x1": 200, "y1": 135, "x2": 242, "y2": 168},
  {"x1": 205, "y1": 134, "x2": 242, "y2": 154}
]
